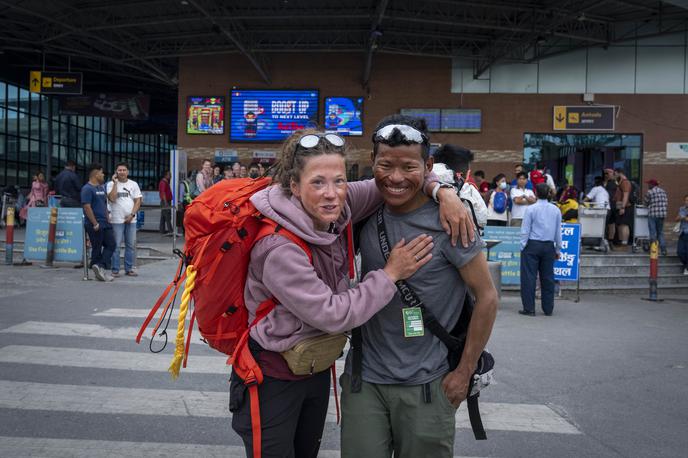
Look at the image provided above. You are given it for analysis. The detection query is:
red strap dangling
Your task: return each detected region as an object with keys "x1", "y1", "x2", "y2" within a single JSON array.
[
  {"x1": 248, "y1": 384, "x2": 262, "y2": 458},
  {"x1": 346, "y1": 223, "x2": 355, "y2": 280},
  {"x1": 331, "y1": 364, "x2": 340, "y2": 425}
]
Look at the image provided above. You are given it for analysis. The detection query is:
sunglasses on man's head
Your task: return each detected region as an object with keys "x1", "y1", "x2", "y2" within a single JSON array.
[{"x1": 373, "y1": 124, "x2": 428, "y2": 144}]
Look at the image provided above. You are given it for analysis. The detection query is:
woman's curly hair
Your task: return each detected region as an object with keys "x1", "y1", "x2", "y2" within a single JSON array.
[{"x1": 273, "y1": 129, "x2": 348, "y2": 196}]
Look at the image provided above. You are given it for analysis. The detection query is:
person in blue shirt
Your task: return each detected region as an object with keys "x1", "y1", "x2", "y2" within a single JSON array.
[
  {"x1": 81, "y1": 163, "x2": 116, "y2": 282},
  {"x1": 676, "y1": 194, "x2": 688, "y2": 275},
  {"x1": 510, "y1": 163, "x2": 533, "y2": 190},
  {"x1": 54, "y1": 160, "x2": 82, "y2": 207},
  {"x1": 519, "y1": 183, "x2": 562, "y2": 316}
]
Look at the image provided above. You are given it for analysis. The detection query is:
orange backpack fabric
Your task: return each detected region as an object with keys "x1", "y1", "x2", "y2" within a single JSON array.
[
  {"x1": 137, "y1": 176, "x2": 311, "y2": 364},
  {"x1": 136, "y1": 177, "x2": 359, "y2": 458}
]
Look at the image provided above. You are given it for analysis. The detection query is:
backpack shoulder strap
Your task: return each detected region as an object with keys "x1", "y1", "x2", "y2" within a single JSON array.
[{"x1": 254, "y1": 218, "x2": 313, "y2": 263}]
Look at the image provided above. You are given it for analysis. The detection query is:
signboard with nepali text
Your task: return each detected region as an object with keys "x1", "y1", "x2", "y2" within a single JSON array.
[
  {"x1": 483, "y1": 226, "x2": 521, "y2": 285},
  {"x1": 23, "y1": 208, "x2": 84, "y2": 262},
  {"x1": 554, "y1": 223, "x2": 581, "y2": 281}
]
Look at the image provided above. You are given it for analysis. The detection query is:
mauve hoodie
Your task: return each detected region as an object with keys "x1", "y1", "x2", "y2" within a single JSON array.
[{"x1": 246, "y1": 179, "x2": 396, "y2": 353}]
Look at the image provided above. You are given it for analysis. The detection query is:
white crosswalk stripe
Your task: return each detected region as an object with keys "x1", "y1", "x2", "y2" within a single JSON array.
[
  {"x1": 93, "y1": 308, "x2": 190, "y2": 319},
  {"x1": 0, "y1": 436, "x2": 482, "y2": 458},
  {"x1": 0, "y1": 371, "x2": 580, "y2": 433},
  {"x1": 0, "y1": 321, "x2": 200, "y2": 344},
  {"x1": 0, "y1": 307, "x2": 582, "y2": 457}
]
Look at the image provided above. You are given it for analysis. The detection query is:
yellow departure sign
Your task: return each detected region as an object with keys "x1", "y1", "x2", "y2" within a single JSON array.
[{"x1": 29, "y1": 71, "x2": 83, "y2": 95}]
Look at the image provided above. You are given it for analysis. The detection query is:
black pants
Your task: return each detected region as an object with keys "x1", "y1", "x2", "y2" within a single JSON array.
[
  {"x1": 520, "y1": 240, "x2": 556, "y2": 315},
  {"x1": 159, "y1": 204, "x2": 173, "y2": 233},
  {"x1": 230, "y1": 369, "x2": 330, "y2": 458},
  {"x1": 85, "y1": 223, "x2": 116, "y2": 270},
  {"x1": 678, "y1": 232, "x2": 688, "y2": 269}
]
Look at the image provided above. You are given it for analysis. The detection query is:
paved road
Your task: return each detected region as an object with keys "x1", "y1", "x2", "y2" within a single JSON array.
[{"x1": 0, "y1": 258, "x2": 687, "y2": 457}]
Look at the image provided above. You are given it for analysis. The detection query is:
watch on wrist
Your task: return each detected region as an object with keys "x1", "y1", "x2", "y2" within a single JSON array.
[{"x1": 432, "y1": 182, "x2": 457, "y2": 203}]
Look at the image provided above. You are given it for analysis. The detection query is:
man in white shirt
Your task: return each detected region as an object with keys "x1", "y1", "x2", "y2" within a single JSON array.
[
  {"x1": 107, "y1": 162, "x2": 142, "y2": 277},
  {"x1": 584, "y1": 176, "x2": 610, "y2": 210},
  {"x1": 509, "y1": 172, "x2": 536, "y2": 227}
]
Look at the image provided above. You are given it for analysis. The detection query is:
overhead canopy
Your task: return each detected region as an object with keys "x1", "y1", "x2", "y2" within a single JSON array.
[{"x1": 2, "y1": 0, "x2": 687, "y2": 94}]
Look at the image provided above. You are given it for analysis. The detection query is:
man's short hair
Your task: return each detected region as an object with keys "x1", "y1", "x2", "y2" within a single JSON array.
[
  {"x1": 372, "y1": 114, "x2": 431, "y2": 160},
  {"x1": 614, "y1": 167, "x2": 624, "y2": 173},
  {"x1": 87, "y1": 163, "x2": 103, "y2": 176},
  {"x1": 65, "y1": 160, "x2": 76, "y2": 168},
  {"x1": 474, "y1": 170, "x2": 485, "y2": 179},
  {"x1": 514, "y1": 163, "x2": 524, "y2": 169},
  {"x1": 594, "y1": 176, "x2": 604, "y2": 186},
  {"x1": 516, "y1": 172, "x2": 528, "y2": 180},
  {"x1": 433, "y1": 144, "x2": 474, "y2": 175},
  {"x1": 116, "y1": 162, "x2": 129, "y2": 170},
  {"x1": 535, "y1": 183, "x2": 550, "y2": 199}
]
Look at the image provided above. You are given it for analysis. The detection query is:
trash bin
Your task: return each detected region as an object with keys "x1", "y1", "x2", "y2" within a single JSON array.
[{"x1": 488, "y1": 261, "x2": 502, "y2": 298}]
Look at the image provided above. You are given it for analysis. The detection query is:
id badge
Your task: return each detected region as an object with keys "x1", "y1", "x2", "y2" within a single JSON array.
[{"x1": 402, "y1": 307, "x2": 425, "y2": 338}]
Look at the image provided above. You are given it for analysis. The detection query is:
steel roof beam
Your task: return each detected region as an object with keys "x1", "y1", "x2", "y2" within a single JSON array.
[
  {"x1": 186, "y1": 0, "x2": 270, "y2": 85},
  {"x1": 362, "y1": 0, "x2": 389, "y2": 88},
  {"x1": 473, "y1": 0, "x2": 610, "y2": 78},
  {"x1": 0, "y1": 0, "x2": 175, "y2": 85}
]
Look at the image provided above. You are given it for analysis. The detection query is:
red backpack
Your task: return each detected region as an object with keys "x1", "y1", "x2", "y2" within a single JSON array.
[
  {"x1": 136, "y1": 177, "x2": 311, "y2": 458},
  {"x1": 529, "y1": 169, "x2": 546, "y2": 186},
  {"x1": 136, "y1": 177, "x2": 356, "y2": 458}
]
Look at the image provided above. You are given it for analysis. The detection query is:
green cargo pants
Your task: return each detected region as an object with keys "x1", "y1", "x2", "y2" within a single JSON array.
[{"x1": 340, "y1": 372, "x2": 457, "y2": 458}]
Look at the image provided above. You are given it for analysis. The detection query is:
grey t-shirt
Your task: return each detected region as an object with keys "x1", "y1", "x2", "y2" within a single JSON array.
[{"x1": 345, "y1": 199, "x2": 483, "y2": 385}]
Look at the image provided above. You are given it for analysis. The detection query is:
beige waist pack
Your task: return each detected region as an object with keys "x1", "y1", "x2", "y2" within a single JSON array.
[{"x1": 281, "y1": 333, "x2": 348, "y2": 376}]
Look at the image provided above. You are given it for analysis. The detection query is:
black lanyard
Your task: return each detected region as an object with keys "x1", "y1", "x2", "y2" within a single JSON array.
[{"x1": 375, "y1": 206, "x2": 460, "y2": 351}]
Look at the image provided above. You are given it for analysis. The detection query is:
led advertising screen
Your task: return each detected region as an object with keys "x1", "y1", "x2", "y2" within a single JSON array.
[
  {"x1": 441, "y1": 109, "x2": 482, "y2": 132},
  {"x1": 186, "y1": 96, "x2": 224, "y2": 135},
  {"x1": 324, "y1": 96, "x2": 364, "y2": 136},
  {"x1": 400, "y1": 108, "x2": 441, "y2": 132},
  {"x1": 230, "y1": 89, "x2": 319, "y2": 142}
]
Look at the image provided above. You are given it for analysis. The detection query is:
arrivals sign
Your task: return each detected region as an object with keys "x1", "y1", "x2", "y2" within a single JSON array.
[
  {"x1": 30, "y1": 71, "x2": 83, "y2": 95},
  {"x1": 553, "y1": 105, "x2": 615, "y2": 131},
  {"x1": 554, "y1": 223, "x2": 581, "y2": 281}
]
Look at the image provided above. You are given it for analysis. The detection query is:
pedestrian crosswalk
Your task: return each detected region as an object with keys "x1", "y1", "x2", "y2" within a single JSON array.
[{"x1": 0, "y1": 306, "x2": 582, "y2": 457}]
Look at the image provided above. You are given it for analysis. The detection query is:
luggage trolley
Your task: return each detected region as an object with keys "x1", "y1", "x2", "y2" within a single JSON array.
[
  {"x1": 579, "y1": 203, "x2": 609, "y2": 253},
  {"x1": 632, "y1": 205, "x2": 650, "y2": 253}
]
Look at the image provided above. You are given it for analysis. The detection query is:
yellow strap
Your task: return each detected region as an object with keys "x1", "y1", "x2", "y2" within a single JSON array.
[{"x1": 169, "y1": 265, "x2": 196, "y2": 379}]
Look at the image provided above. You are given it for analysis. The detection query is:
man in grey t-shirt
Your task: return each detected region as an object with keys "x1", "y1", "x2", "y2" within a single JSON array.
[{"x1": 341, "y1": 115, "x2": 498, "y2": 458}]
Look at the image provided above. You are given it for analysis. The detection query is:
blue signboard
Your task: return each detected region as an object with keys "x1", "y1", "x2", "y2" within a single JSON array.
[
  {"x1": 483, "y1": 226, "x2": 522, "y2": 285},
  {"x1": 23, "y1": 208, "x2": 84, "y2": 262},
  {"x1": 230, "y1": 89, "x2": 319, "y2": 142},
  {"x1": 400, "y1": 108, "x2": 441, "y2": 131},
  {"x1": 554, "y1": 223, "x2": 581, "y2": 281},
  {"x1": 324, "y1": 96, "x2": 364, "y2": 136},
  {"x1": 440, "y1": 109, "x2": 482, "y2": 132}
]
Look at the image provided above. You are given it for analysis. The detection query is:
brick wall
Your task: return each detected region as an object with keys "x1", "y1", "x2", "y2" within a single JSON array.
[{"x1": 178, "y1": 52, "x2": 688, "y2": 213}]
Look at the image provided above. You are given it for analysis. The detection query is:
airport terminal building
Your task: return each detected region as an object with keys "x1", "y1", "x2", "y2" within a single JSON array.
[{"x1": 1, "y1": 2, "x2": 687, "y2": 215}]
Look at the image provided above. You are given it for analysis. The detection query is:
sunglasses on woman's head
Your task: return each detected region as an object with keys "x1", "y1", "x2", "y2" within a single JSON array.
[{"x1": 297, "y1": 133, "x2": 345, "y2": 149}]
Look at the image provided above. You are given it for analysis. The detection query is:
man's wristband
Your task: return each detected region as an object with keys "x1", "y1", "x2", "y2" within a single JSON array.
[{"x1": 432, "y1": 182, "x2": 457, "y2": 203}]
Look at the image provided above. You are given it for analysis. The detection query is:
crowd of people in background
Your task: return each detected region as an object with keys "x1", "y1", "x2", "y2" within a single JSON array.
[
  {"x1": 2, "y1": 153, "x2": 687, "y2": 279},
  {"x1": 469, "y1": 163, "x2": 683, "y2": 259}
]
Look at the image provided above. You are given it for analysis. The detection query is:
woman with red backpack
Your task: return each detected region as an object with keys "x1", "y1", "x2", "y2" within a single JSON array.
[{"x1": 229, "y1": 129, "x2": 472, "y2": 458}]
